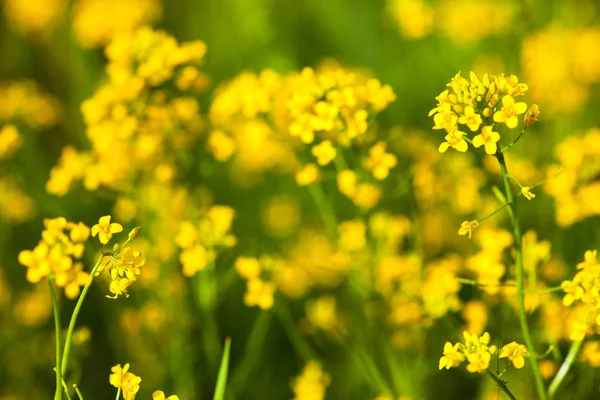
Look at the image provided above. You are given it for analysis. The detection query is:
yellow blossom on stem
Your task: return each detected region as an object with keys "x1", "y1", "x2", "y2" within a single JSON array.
[
  {"x1": 458, "y1": 106, "x2": 483, "y2": 132},
  {"x1": 438, "y1": 130, "x2": 468, "y2": 153},
  {"x1": 473, "y1": 125, "x2": 500, "y2": 155},
  {"x1": 296, "y1": 164, "x2": 320, "y2": 186},
  {"x1": 439, "y1": 342, "x2": 465, "y2": 370},
  {"x1": 311, "y1": 140, "x2": 337, "y2": 166},
  {"x1": 499, "y1": 342, "x2": 529, "y2": 369},
  {"x1": 521, "y1": 186, "x2": 535, "y2": 200},
  {"x1": 524, "y1": 104, "x2": 540, "y2": 126},
  {"x1": 458, "y1": 220, "x2": 479, "y2": 238},
  {"x1": 91, "y1": 215, "x2": 123, "y2": 244},
  {"x1": 493, "y1": 95, "x2": 527, "y2": 129},
  {"x1": 153, "y1": 390, "x2": 179, "y2": 400},
  {"x1": 109, "y1": 363, "x2": 141, "y2": 399}
]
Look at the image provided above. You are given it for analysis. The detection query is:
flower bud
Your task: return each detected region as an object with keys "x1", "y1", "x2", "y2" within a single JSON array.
[
  {"x1": 524, "y1": 104, "x2": 540, "y2": 126},
  {"x1": 128, "y1": 226, "x2": 141, "y2": 240}
]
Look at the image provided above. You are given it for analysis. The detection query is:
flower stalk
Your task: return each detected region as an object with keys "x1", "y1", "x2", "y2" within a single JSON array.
[{"x1": 496, "y1": 150, "x2": 547, "y2": 400}]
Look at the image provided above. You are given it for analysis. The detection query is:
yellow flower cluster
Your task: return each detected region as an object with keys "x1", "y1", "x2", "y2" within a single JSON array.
[
  {"x1": 47, "y1": 27, "x2": 207, "y2": 196},
  {"x1": 396, "y1": 132, "x2": 486, "y2": 215},
  {"x1": 465, "y1": 227, "x2": 512, "y2": 293},
  {"x1": 18, "y1": 217, "x2": 91, "y2": 298},
  {"x1": 72, "y1": 0, "x2": 162, "y2": 48},
  {"x1": 291, "y1": 361, "x2": 331, "y2": 400},
  {"x1": 430, "y1": 71, "x2": 534, "y2": 155},
  {"x1": 175, "y1": 205, "x2": 236, "y2": 277},
  {"x1": 109, "y1": 363, "x2": 141, "y2": 400},
  {"x1": 439, "y1": 332, "x2": 502, "y2": 373},
  {"x1": 2, "y1": 0, "x2": 66, "y2": 37},
  {"x1": 523, "y1": 25, "x2": 600, "y2": 115},
  {"x1": 544, "y1": 129, "x2": 600, "y2": 226},
  {"x1": 389, "y1": 0, "x2": 514, "y2": 46},
  {"x1": 235, "y1": 256, "x2": 278, "y2": 309},
  {"x1": 208, "y1": 64, "x2": 395, "y2": 186},
  {"x1": 0, "y1": 178, "x2": 35, "y2": 222},
  {"x1": 0, "y1": 80, "x2": 61, "y2": 129},
  {"x1": 304, "y1": 295, "x2": 346, "y2": 337},
  {"x1": 336, "y1": 170, "x2": 382, "y2": 210},
  {"x1": 561, "y1": 250, "x2": 600, "y2": 327},
  {"x1": 363, "y1": 141, "x2": 398, "y2": 180}
]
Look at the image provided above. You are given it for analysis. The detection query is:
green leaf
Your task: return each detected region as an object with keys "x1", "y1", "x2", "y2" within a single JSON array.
[{"x1": 213, "y1": 337, "x2": 232, "y2": 400}]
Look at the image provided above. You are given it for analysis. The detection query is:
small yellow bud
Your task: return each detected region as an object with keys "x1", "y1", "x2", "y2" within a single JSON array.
[
  {"x1": 128, "y1": 226, "x2": 141, "y2": 240},
  {"x1": 524, "y1": 104, "x2": 540, "y2": 126},
  {"x1": 521, "y1": 187, "x2": 535, "y2": 200},
  {"x1": 458, "y1": 220, "x2": 479, "y2": 238}
]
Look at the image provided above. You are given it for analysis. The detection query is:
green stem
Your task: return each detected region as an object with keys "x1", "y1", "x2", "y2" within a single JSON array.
[
  {"x1": 547, "y1": 339, "x2": 583, "y2": 399},
  {"x1": 457, "y1": 278, "x2": 562, "y2": 293},
  {"x1": 308, "y1": 183, "x2": 338, "y2": 238},
  {"x1": 548, "y1": 311, "x2": 591, "y2": 398},
  {"x1": 496, "y1": 151, "x2": 547, "y2": 400},
  {"x1": 486, "y1": 370, "x2": 517, "y2": 400},
  {"x1": 274, "y1": 303, "x2": 315, "y2": 361},
  {"x1": 48, "y1": 277, "x2": 63, "y2": 400},
  {"x1": 478, "y1": 202, "x2": 511, "y2": 224},
  {"x1": 115, "y1": 388, "x2": 121, "y2": 400},
  {"x1": 73, "y1": 385, "x2": 84, "y2": 400},
  {"x1": 61, "y1": 253, "x2": 106, "y2": 375}
]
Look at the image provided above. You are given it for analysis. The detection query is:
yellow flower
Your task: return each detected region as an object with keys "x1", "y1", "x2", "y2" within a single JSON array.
[
  {"x1": 337, "y1": 170, "x2": 357, "y2": 197},
  {"x1": 439, "y1": 342, "x2": 465, "y2": 370},
  {"x1": 244, "y1": 278, "x2": 276, "y2": 309},
  {"x1": 458, "y1": 106, "x2": 483, "y2": 132},
  {"x1": 0, "y1": 124, "x2": 21, "y2": 159},
  {"x1": 91, "y1": 215, "x2": 123, "y2": 244},
  {"x1": 521, "y1": 186, "x2": 535, "y2": 200},
  {"x1": 291, "y1": 361, "x2": 330, "y2": 400},
  {"x1": 235, "y1": 257, "x2": 261, "y2": 280},
  {"x1": 472, "y1": 126, "x2": 500, "y2": 155},
  {"x1": 499, "y1": 342, "x2": 528, "y2": 369},
  {"x1": 180, "y1": 245, "x2": 209, "y2": 277},
  {"x1": 311, "y1": 140, "x2": 337, "y2": 166},
  {"x1": 296, "y1": 164, "x2": 320, "y2": 186},
  {"x1": 153, "y1": 390, "x2": 179, "y2": 400},
  {"x1": 458, "y1": 220, "x2": 479, "y2": 238},
  {"x1": 493, "y1": 95, "x2": 527, "y2": 129},
  {"x1": 524, "y1": 104, "x2": 540, "y2": 126},
  {"x1": 109, "y1": 363, "x2": 142, "y2": 399},
  {"x1": 337, "y1": 220, "x2": 366, "y2": 252},
  {"x1": 438, "y1": 130, "x2": 468, "y2": 153}
]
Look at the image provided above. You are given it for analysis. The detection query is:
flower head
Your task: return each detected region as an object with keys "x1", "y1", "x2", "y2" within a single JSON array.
[
  {"x1": 458, "y1": 220, "x2": 479, "y2": 238},
  {"x1": 521, "y1": 186, "x2": 535, "y2": 200},
  {"x1": 499, "y1": 342, "x2": 529, "y2": 369},
  {"x1": 91, "y1": 215, "x2": 123, "y2": 245}
]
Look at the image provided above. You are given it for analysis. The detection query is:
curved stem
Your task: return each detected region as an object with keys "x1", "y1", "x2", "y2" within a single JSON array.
[
  {"x1": 496, "y1": 151, "x2": 547, "y2": 400},
  {"x1": 487, "y1": 370, "x2": 517, "y2": 400},
  {"x1": 48, "y1": 278, "x2": 63, "y2": 400},
  {"x1": 548, "y1": 311, "x2": 591, "y2": 398},
  {"x1": 61, "y1": 253, "x2": 106, "y2": 375}
]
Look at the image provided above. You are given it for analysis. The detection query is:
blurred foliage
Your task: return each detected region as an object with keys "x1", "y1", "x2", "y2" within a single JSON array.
[{"x1": 1, "y1": 0, "x2": 600, "y2": 399}]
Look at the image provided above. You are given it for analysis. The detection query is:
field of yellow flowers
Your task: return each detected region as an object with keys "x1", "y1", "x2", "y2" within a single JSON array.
[{"x1": 1, "y1": 0, "x2": 600, "y2": 399}]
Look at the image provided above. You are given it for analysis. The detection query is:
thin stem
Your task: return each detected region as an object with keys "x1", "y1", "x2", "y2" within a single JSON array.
[
  {"x1": 61, "y1": 378, "x2": 73, "y2": 400},
  {"x1": 115, "y1": 388, "x2": 121, "y2": 400},
  {"x1": 73, "y1": 385, "x2": 84, "y2": 400},
  {"x1": 548, "y1": 311, "x2": 590, "y2": 398},
  {"x1": 308, "y1": 183, "x2": 338, "y2": 238},
  {"x1": 48, "y1": 277, "x2": 63, "y2": 400},
  {"x1": 486, "y1": 370, "x2": 517, "y2": 400},
  {"x1": 548, "y1": 340, "x2": 583, "y2": 399},
  {"x1": 496, "y1": 151, "x2": 547, "y2": 400},
  {"x1": 501, "y1": 127, "x2": 526, "y2": 152},
  {"x1": 61, "y1": 253, "x2": 107, "y2": 375},
  {"x1": 457, "y1": 278, "x2": 562, "y2": 293},
  {"x1": 478, "y1": 202, "x2": 511, "y2": 224}
]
